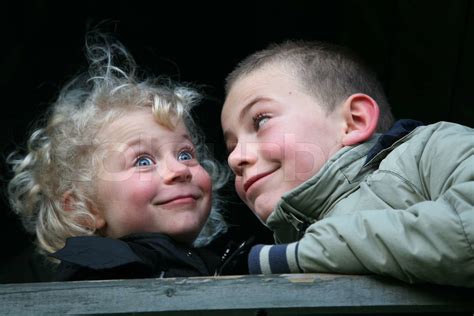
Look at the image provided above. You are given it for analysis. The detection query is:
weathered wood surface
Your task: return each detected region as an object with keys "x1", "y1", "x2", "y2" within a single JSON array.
[{"x1": 0, "y1": 274, "x2": 473, "y2": 315}]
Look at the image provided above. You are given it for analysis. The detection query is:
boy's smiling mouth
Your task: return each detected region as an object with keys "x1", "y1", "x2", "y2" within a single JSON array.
[{"x1": 243, "y1": 170, "x2": 276, "y2": 193}]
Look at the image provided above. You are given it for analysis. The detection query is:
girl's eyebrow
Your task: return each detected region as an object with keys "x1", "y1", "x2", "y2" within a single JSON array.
[
  {"x1": 124, "y1": 134, "x2": 193, "y2": 149},
  {"x1": 121, "y1": 137, "x2": 151, "y2": 152},
  {"x1": 181, "y1": 134, "x2": 193, "y2": 142},
  {"x1": 125, "y1": 137, "x2": 142, "y2": 147}
]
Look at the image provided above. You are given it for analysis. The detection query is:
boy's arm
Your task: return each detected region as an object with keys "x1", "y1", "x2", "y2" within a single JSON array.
[{"x1": 249, "y1": 123, "x2": 474, "y2": 287}]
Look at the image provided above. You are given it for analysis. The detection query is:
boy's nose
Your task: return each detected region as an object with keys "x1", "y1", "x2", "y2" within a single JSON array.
[
  {"x1": 162, "y1": 157, "x2": 192, "y2": 183},
  {"x1": 228, "y1": 142, "x2": 257, "y2": 176}
]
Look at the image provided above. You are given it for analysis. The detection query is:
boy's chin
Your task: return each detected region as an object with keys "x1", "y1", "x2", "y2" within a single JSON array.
[
  {"x1": 252, "y1": 206, "x2": 273, "y2": 225},
  {"x1": 246, "y1": 195, "x2": 279, "y2": 225}
]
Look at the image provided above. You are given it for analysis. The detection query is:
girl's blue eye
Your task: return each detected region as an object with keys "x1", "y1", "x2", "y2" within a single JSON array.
[
  {"x1": 178, "y1": 150, "x2": 194, "y2": 161},
  {"x1": 135, "y1": 156, "x2": 154, "y2": 167}
]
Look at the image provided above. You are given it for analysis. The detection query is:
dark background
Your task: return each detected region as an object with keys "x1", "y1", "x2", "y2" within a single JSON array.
[{"x1": 1, "y1": 0, "x2": 473, "y2": 283}]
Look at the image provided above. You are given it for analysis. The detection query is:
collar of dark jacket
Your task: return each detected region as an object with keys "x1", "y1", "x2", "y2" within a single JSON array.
[
  {"x1": 364, "y1": 119, "x2": 424, "y2": 165},
  {"x1": 51, "y1": 235, "x2": 145, "y2": 269},
  {"x1": 51, "y1": 233, "x2": 197, "y2": 272}
]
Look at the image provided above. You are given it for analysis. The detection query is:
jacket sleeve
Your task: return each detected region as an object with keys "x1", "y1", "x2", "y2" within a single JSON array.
[{"x1": 249, "y1": 123, "x2": 474, "y2": 287}]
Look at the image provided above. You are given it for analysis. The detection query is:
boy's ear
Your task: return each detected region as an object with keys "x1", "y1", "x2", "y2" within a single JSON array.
[
  {"x1": 62, "y1": 191, "x2": 106, "y2": 230},
  {"x1": 341, "y1": 93, "x2": 379, "y2": 146}
]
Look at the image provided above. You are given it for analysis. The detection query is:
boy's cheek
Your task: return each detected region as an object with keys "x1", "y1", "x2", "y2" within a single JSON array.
[
  {"x1": 259, "y1": 141, "x2": 283, "y2": 159},
  {"x1": 283, "y1": 141, "x2": 330, "y2": 182},
  {"x1": 234, "y1": 177, "x2": 246, "y2": 201}
]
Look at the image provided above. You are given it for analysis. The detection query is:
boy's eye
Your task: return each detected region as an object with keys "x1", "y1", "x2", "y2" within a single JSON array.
[
  {"x1": 177, "y1": 149, "x2": 194, "y2": 161},
  {"x1": 226, "y1": 142, "x2": 236, "y2": 154},
  {"x1": 253, "y1": 113, "x2": 270, "y2": 131},
  {"x1": 135, "y1": 156, "x2": 154, "y2": 167}
]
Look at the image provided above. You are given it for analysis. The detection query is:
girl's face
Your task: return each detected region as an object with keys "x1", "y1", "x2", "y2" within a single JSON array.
[{"x1": 92, "y1": 109, "x2": 212, "y2": 243}]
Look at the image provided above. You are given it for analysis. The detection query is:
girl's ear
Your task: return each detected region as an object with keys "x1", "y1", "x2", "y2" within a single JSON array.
[
  {"x1": 341, "y1": 93, "x2": 379, "y2": 146},
  {"x1": 62, "y1": 190, "x2": 106, "y2": 230},
  {"x1": 62, "y1": 190, "x2": 76, "y2": 213}
]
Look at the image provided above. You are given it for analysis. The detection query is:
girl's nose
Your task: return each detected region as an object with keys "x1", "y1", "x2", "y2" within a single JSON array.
[{"x1": 162, "y1": 157, "x2": 192, "y2": 184}]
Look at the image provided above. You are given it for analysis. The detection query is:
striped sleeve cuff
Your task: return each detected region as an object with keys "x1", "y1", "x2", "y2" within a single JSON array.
[{"x1": 248, "y1": 242, "x2": 302, "y2": 274}]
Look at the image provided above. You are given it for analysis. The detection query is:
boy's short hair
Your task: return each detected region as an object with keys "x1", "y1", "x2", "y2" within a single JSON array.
[{"x1": 225, "y1": 40, "x2": 394, "y2": 132}]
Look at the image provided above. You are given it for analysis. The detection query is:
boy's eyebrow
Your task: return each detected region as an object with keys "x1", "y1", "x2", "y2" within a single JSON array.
[{"x1": 238, "y1": 96, "x2": 272, "y2": 121}]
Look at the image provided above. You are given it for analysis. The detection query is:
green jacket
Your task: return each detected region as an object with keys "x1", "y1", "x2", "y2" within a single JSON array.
[{"x1": 248, "y1": 121, "x2": 474, "y2": 287}]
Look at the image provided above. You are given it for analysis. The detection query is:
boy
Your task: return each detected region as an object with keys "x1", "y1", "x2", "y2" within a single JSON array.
[{"x1": 221, "y1": 40, "x2": 474, "y2": 287}]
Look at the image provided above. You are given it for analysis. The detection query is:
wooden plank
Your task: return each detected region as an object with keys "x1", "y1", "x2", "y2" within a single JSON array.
[{"x1": 0, "y1": 274, "x2": 473, "y2": 315}]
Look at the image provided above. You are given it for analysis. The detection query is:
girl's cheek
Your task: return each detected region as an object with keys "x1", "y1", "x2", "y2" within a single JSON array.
[
  {"x1": 193, "y1": 166, "x2": 212, "y2": 193},
  {"x1": 129, "y1": 175, "x2": 160, "y2": 201}
]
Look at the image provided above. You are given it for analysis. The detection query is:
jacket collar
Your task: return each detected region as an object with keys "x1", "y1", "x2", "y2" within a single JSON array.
[
  {"x1": 266, "y1": 137, "x2": 378, "y2": 241},
  {"x1": 266, "y1": 119, "x2": 422, "y2": 242},
  {"x1": 51, "y1": 235, "x2": 145, "y2": 270},
  {"x1": 365, "y1": 119, "x2": 423, "y2": 164},
  {"x1": 51, "y1": 233, "x2": 190, "y2": 271}
]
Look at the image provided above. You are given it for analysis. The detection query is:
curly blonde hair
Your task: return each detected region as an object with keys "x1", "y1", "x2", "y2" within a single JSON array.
[{"x1": 7, "y1": 34, "x2": 228, "y2": 256}]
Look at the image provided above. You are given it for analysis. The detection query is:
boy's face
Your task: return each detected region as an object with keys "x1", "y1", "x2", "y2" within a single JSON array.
[
  {"x1": 221, "y1": 64, "x2": 346, "y2": 223},
  {"x1": 94, "y1": 109, "x2": 212, "y2": 243}
]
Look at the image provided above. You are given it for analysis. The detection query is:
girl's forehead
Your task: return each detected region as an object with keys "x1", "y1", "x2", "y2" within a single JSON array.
[{"x1": 99, "y1": 110, "x2": 191, "y2": 145}]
